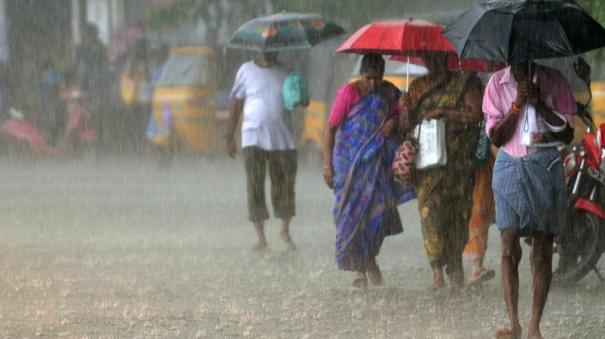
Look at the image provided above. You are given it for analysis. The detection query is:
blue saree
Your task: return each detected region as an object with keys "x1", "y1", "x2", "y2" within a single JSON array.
[{"x1": 333, "y1": 83, "x2": 409, "y2": 271}]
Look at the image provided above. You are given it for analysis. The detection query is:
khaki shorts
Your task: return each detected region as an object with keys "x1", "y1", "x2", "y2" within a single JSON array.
[{"x1": 243, "y1": 147, "x2": 297, "y2": 223}]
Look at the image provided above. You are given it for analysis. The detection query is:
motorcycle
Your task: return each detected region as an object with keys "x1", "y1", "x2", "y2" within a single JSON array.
[
  {"x1": 0, "y1": 107, "x2": 61, "y2": 156},
  {"x1": 60, "y1": 88, "x2": 96, "y2": 154},
  {"x1": 555, "y1": 103, "x2": 605, "y2": 285},
  {"x1": 0, "y1": 87, "x2": 96, "y2": 157}
]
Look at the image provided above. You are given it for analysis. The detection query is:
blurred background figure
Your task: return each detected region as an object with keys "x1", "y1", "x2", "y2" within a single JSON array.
[
  {"x1": 38, "y1": 60, "x2": 63, "y2": 145},
  {"x1": 75, "y1": 23, "x2": 105, "y2": 95},
  {"x1": 119, "y1": 39, "x2": 150, "y2": 152},
  {"x1": 0, "y1": 62, "x2": 10, "y2": 122},
  {"x1": 149, "y1": 43, "x2": 169, "y2": 86},
  {"x1": 146, "y1": 43, "x2": 173, "y2": 167},
  {"x1": 74, "y1": 23, "x2": 107, "y2": 150}
]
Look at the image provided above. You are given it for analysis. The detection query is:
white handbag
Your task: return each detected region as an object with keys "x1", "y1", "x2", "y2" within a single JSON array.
[{"x1": 415, "y1": 119, "x2": 447, "y2": 170}]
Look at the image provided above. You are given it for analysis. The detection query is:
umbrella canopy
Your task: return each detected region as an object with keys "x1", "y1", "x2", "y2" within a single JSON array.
[
  {"x1": 443, "y1": 0, "x2": 605, "y2": 62},
  {"x1": 228, "y1": 12, "x2": 345, "y2": 52},
  {"x1": 390, "y1": 54, "x2": 504, "y2": 72},
  {"x1": 353, "y1": 56, "x2": 428, "y2": 77},
  {"x1": 335, "y1": 19, "x2": 453, "y2": 55}
]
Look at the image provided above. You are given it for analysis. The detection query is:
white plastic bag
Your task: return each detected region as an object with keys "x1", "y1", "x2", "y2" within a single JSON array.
[
  {"x1": 520, "y1": 104, "x2": 546, "y2": 146},
  {"x1": 415, "y1": 119, "x2": 447, "y2": 170},
  {"x1": 520, "y1": 104, "x2": 566, "y2": 147}
]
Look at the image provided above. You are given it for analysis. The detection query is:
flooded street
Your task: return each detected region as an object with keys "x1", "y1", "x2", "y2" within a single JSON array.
[{"x1": 1, "y1": 155, "x2": 604, "y2": 338}]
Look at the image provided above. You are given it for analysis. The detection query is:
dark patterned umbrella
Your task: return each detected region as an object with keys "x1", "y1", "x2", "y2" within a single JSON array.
[
  {"x1": 443, "y1": 0, "x2": 605, "y2": 62},
  {"x1": 229, "y1": 12, "x2": 345, "y2": 52}
]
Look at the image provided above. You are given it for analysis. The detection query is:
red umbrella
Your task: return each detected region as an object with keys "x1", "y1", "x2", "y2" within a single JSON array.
[
  {"x1": 337, "y1": 18, "x2": 503, "y2": 90},
  {"x1": 390, "y1": 54, "x2": 504, "y2": 73},
  {"x1": 335, "y1": 18, "x2": 453, "y2": 55}
]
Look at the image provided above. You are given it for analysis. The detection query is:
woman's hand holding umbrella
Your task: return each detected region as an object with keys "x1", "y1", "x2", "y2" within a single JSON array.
[{"x1": 398, "y1": 93, "x2": 415, "y2": 131}]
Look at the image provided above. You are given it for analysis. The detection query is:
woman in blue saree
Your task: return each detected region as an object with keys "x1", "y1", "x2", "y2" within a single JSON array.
[{"x1": 323, "y1": 54, "x2": 406, "y2": 288}]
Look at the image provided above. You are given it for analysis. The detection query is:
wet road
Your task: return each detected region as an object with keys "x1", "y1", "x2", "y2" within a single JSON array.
[{"x1": 0, "y1": 155, "x2": 603, "y2": 338}]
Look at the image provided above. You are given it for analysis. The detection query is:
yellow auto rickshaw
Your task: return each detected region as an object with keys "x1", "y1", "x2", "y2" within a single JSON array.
[{"x1": 150, "y1": 46, "x2": 217, "y2": 155}]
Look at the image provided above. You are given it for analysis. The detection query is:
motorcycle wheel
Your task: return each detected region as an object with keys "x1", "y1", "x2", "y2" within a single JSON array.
[{"x1": 554, "y1": 207, "x2": 604, "y2": 285}]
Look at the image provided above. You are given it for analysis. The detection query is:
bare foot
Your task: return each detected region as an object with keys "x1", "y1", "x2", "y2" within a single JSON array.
[
  {"x1": 279, "y1": 232, "x2": 296, "y2": 251},
  {"x1": 468, "y1": 267, "x2": 495, "y2": 286},
  {"x1": 352, "y1": 272, "x2": 368, "y2": 289},
  {"x1": 433, "y1": 269, "x2": 445, "y2": 290},
  {"x1": 250, "y1": 241, "x2": 268, "y2": 251},
  {"x1": 367, "y1": 263, "x2": 383, "y2": 286},
  {"x1": 447, "y1": 276, "x2": 463, "y2": 292},
  {"x1": 284, "y1": 241, "x2": 296, "y2": 252},
  {"x1": 527, "y1": 329, "x2": 543, "y2": 339},
  {"x1": 446, "y1": 266, "x2": 464, "y2": 291},
  {"x1": 495, "y1": 326, "x2": 522, "y2": 339}
]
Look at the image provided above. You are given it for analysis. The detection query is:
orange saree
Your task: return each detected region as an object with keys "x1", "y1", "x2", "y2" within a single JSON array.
[{"x1": 463, "y1": 156, "x2": 496, "y2": 260}]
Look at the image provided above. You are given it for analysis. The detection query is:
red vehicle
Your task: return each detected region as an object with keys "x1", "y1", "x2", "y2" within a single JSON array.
[
  {"x1": 60, "y1": 88, "x2": 96, "y2": 153},
  {"x1": 557, "y1": 104, "x2": 605, "y2": 284},
  {"x1": 0, "y1": 87, "x2": 96, "y2": 157}
]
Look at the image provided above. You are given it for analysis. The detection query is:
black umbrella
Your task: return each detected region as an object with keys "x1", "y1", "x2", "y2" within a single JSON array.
[{"x1": 443, "y1": 0, "x2": 605, "y2": 62}]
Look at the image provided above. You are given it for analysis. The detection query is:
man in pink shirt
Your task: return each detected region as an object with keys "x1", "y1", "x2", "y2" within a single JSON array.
[{"x1": 483, "y1": 60, "x2": 575, "y2": 339}]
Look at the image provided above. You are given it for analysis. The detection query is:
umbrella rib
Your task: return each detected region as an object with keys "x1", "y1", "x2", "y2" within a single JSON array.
[
  {"x1": 553, "y1": 13, "x2": 575, "y2": 58},
  {"x1": 460, "y1": 7, "x2": 489, "y2": 60},
  {"x1": 506, "y1": 13, "x2": 515, "y2": 62}
]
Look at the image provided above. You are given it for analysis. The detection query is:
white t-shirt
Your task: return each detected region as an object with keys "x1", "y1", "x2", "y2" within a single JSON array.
[{"x1": 230, "y1": 61, "x2": 295, "y2": 150}]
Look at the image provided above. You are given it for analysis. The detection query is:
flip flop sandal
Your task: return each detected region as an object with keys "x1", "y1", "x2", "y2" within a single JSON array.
[{"x1": 468, "y1": 268, "x2": 495, "y2": 286}]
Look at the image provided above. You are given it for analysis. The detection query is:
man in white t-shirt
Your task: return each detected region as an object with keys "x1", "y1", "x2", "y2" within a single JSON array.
[{"x1": 224, "y1": 52, "x2": 297, "y2": 251}]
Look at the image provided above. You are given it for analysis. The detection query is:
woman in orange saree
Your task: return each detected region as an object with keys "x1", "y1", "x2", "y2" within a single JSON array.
[{"x1": 464, "y1": 154, "x2": 496, "y2": 285}]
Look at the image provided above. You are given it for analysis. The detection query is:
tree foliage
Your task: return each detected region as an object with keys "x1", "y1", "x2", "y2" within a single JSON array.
[
  {"x1": 147, "y1": 0, "x2": 605, "y2": 70},
  {"x1": 581, "y1": 0, "x2": 605, "y2": 23},
  {"x1": 578, "y1": 0, "x2": 605, "y2": 73},
  {"x1": 147, "y1": 0, "x2": 274, "y2": 45},
  {"x1": 146, "y1": 0, "x2": 422, "y2": 46}
]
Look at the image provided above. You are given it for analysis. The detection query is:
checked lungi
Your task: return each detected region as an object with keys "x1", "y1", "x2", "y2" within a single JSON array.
[{"x1": 492, "y1": 147, "x2": 567, "y2": 237}]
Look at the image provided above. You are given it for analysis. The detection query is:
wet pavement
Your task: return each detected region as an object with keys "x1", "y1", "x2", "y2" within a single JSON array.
[{"x1": 0, "y1": 154, "x2": 604, "y2": 338}]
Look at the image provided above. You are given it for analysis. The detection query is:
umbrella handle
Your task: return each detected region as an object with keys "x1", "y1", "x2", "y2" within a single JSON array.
[{"x1": 406, "y1": 56, "x2": 410, "y2": 92}]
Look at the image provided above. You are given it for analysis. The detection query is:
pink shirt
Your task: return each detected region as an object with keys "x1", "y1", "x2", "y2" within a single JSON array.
[
  {"x1": 483, "y1": 66, "x2": 576, "y2": 158},
  {"x1": 328, "y1": 83, "x2": 401, "y2": 127}
]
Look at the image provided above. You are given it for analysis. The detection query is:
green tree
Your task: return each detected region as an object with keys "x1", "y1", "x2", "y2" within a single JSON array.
[
  {"x1": 149, "y1": 0, "x2": 288, "y2": 46},
  {"x1": 578, "y1": 0, "x2": 605, "y2": 75},
  {"x1": 581, "y1": 0, "x2": 605, "y2": 23},
  {"x1": 146, "y1": 0, "x2": 469, "y2": 47}
]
